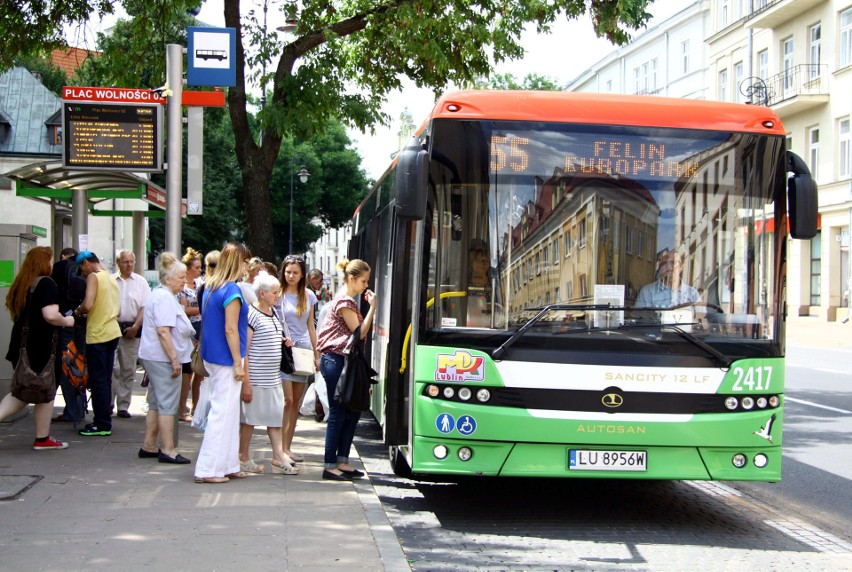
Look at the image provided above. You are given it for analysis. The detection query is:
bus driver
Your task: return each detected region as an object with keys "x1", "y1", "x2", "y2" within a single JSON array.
[{"x1": 635, "y1": 250, "x2": 700, "y2": 309}]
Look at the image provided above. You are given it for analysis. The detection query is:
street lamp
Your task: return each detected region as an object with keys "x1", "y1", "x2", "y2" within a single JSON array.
[{"x1": 289, "y1": 160, "x2": 309, "y2": 254}]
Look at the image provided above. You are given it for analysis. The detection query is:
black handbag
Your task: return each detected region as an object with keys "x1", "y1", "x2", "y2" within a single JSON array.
[
  {"x1": 333, "y1": 326, "x2": 378, "y2": 412},
  {"x1": 274, "y1": 306, "x2": 295, "y2": 374},
  {"x1": 11, "y1": 277, "x2": 59, "y2": 404}
]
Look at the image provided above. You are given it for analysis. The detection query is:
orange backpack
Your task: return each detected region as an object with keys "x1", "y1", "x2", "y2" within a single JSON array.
[{"x1": 62, "y1": 340, "x2": 88, "y2": 392}]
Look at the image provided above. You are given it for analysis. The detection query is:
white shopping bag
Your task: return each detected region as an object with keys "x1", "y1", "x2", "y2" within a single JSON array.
[
  {"x1": 314, "y1": 371, "x2": 329, "y2": 421},
  {"x1": 299, "y1": 383, "x2": 318, "y2": 416}
]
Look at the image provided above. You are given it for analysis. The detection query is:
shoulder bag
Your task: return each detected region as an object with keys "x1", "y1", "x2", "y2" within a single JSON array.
[
  {"x1": 278, "y1": 306, "x2": 316, "y2": 376},
  {"x1": 11, "y1": 276, "x2": 60, "y2": 404},
  {"x1": 190, "y1": 292, "x2": 210, "y2": 377},
  {"x1": 333, "y1": 325, "x2": 378, "y2": 412}
]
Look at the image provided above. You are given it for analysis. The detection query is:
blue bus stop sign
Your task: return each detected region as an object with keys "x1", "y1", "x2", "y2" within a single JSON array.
[{"x1": 187, "y1": 27, "x2": 236, "y2": 87}]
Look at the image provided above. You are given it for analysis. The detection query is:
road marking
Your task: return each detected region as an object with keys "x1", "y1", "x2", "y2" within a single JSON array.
[{"x1": 785, "y1": 397, "x2": 852, "y2": 414}]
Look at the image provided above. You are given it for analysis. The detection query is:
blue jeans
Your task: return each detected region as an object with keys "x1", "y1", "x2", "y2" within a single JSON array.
[
  {"x1": 86, "y1": 337, "x2": 119, "y2": 430},
  {"x1": 56, "y1": 326, "x2": 86, "y2": 421},
  {"x1": 321, "y1": 353, "x2": 361, "y2": 469}
]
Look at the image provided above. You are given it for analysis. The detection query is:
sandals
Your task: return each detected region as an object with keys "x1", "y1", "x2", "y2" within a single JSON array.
[
  {"x1": 194, "y1": 476, "x2": 229, "y2": 484},
  {"x1": 240, "y1": 459, "x2": 264, "y2": 474},
  {"x1": 270, "y1": 461, "x2": 299, "y2": 475},
  {"x1": 225, "y1": 471, "x2": 248, "y2": 479}
]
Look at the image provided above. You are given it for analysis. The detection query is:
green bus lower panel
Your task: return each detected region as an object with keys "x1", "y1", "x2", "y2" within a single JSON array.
[{"x1": 412, "y1": 437, "x2": 781, "y2": 481}]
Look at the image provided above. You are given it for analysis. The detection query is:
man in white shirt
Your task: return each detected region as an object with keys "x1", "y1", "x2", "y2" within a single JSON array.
[
  {"x1": 636, "y1": 250, "x2": 700, "y2": 309},
  {"x1": 111, "y1": 250, "x2": 150, "y2": 418}
]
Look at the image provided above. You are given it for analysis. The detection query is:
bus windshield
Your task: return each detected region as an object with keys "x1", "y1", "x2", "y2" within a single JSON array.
[{"x1": 425, "y1": 119, "x2": 786, "y2": 353}]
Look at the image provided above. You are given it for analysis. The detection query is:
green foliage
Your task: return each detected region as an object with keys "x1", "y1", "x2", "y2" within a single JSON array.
[
  {"x1": 479, "y1": 73, "x2": 562, "y2": 91},
  {"x1": 0, "y1": 0, "x2": 116, "y2": 70},
  {"x1": 72, "y1": 1, "x2": 198, "y2": 89},
  {"x1": 13, "y1": 54, "x2": 68, "y2": 95}
]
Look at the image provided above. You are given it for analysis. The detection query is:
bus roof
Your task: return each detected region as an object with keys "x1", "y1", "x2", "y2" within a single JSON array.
[{"x1": 427, "y1": 90, "x2": 786, "y2": 136}]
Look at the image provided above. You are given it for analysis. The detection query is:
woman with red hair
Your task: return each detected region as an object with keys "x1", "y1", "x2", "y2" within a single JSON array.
[{"x1": 1, "y1": 246, "x2": 75, "y2": 450}]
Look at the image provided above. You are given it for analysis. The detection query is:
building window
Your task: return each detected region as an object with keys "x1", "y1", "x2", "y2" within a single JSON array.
[
  {"x1": 633, "y1": 67, "x2": 640, "y2": 94},
  {"x1": 841, "y1": 8, "x2": 852, "y2": 68},
  {"x1": 566, "y1": 280, "x2": 573, "y2": 300},
  {"x1": 810, "y1": 233, "x2": 821, "y2": 306},
  {"x1": 809, "y1": 23, "x2": 821, "y2": 79},
  {"x1": 783, "y1": 37, "x2": 794, "y2": 95},
  {"x1": 808, "y1": 126, "x2": 819, "y2": 181},
  {"x1": 735, "y1": 61, "x2": 744, "y2": 102},
  {"x1": 839, "y1": 117, "x2": 851, "y2": 179},
  {"x1": 626, "y1": 225, "x2": 634, "y2": 255},
  {"x1": 758, "y1": 49, "x2": 768, "y2": 81},
  {"x1": 719, "y1": 69, "x2": 728, "y2": 102},
  {"x1": 681, "y1": 40, "x2": 690, "y2": 74},
  {"x1": 637, "y1": 231, "x2": 645, "y2": 259},
  {"x1": 578, "y1": 219, "x2": 587, "y2": 248},
  {"x1": 651, "y1": 58, "x2": 658, "y2": 92},
  {"x1": 605, "y1": 79, "x2": 612, "y2": 92},
  {"x1": 543, "y1": 245, "x2": 549, "y2": 271},
  {"x1": 545, "y1": 291, "x2": 551, "y2": 305},
  {"x1": 536, "y1": 252, "x2": 541, "y2": 275},
  {"x1": 53, "y1": 126, "x2": 62, "y2": 145},
  {"x1": 720, "y1": 0, "x2": 729, "y2": 28},
  {"x1": 552, "y1": 238, "x2": 559, "y2": 264},
  {"x1": 554, "y1": 286, "x2": 560, "y2": 302},
  {"x1": 564, "y1": 232, "x2": 572, "y2": 256}
]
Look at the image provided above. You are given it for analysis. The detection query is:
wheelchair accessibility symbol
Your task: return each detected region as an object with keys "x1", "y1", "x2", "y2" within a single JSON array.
[
  {"x1": 457, "y1": 415, "x2": 477, "y2": 436},
  {"x1": 436, "y1": 413, "x2": 455, "y2": 434}
]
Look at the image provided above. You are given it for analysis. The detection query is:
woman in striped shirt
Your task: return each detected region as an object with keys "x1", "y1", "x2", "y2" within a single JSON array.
[{"x1": 237, "y1": 272, "x2": 298, "y2": 475}]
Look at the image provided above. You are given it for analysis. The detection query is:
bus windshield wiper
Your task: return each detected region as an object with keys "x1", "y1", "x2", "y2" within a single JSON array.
[
  {"x1": 491, "y1": 304, "x2": 627, "y2": 360},
  {"x1": 656, "y1": 324, "x2": 732, "y2": 369}
]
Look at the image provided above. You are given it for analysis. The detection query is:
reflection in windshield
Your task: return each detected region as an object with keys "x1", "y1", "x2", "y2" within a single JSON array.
[{"x1": 425, "y1": 120, "x2": 785, "y2": 345}]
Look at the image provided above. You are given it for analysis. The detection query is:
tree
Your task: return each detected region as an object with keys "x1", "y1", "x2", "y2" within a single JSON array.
[
  {"x1": 480, "y1": 73, "x2": 562, "y2": 91},
  {"x1": 2, "y1": 0, "x2": 654, "y2": 260}
]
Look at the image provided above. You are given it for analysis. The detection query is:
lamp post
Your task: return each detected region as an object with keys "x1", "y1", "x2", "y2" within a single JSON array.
[{"x1": 289, "y1": 159, "x2": 310, "y2": 254}]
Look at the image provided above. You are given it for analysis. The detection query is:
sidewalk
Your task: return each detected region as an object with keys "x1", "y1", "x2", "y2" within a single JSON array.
[
  {"x1": 0, "y1": 384, "x2": 409, "y2": 571},
  {"x1": 785, "y1": 315, "x2": 852, "y2": 349}
]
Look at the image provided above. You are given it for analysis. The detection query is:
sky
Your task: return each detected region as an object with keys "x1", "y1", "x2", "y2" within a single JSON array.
[{"x1": 72, "y1": 0, "x2": 684, "y2": 180}]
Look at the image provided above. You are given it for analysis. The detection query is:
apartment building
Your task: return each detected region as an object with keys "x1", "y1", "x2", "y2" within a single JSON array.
[{"x1": 707, "y1": 0, "x2": 851, "y2": 320}]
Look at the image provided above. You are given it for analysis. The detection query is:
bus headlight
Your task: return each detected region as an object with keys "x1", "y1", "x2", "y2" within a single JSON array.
[
  {"x1": 458, "y1": 447, "x2": 473, "y2": 461},
  {"x1": 768, "y1": 395, "x2": 780, "y2": 408},
  {"x1": 443, "y1": 387, "x2": 455, "y2": 399},
  {"x1": 741, "y1": 397, "x2": 755, "y2": 410},
  {"x1": 732, "y1": 453, "x2": 747, "y2": 468},
  {"x1": 476, "y1": 388, "x2": 491, "y2": 403},
  {"x1": 458, "y1": 387, "x2": 472, "y2": 401},
  {"x1": 427, "y1": 385, "x2": 440, "y2": 397},
  {"x1": 433, "y1": 445, "x2": 448, "y2": 459},
  {"x1": 724, "y1": 397, "x2": 739, "y2": 410},
  {"x1": 756, "y1": 397, "x2": 768, "y2": 409},
  {"x1": 753, "y1": 453, "x2": 769, "y2": 468}
]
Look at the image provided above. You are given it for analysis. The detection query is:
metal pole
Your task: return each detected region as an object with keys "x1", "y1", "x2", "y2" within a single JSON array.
[
  {"x1": 289, "y1": 157, "x2": 294, "y2": 254},
  {"x1": 165, "y1": 44, "x2": 184, "y2": 255},
  {"x1": 71, "y1": 188, "x2": 88, "y2": 250}
]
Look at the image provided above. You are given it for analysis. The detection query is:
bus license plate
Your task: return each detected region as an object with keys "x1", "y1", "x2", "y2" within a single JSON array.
[{"x1": 569, "y1": 450, "x2": 647, "y2": 471}]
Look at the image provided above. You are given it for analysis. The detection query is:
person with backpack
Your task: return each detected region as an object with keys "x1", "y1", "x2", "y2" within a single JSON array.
[
  {"x1": 73, "y1": 251, "x2": 121, "y2": 437},
  {"x1": 1, "y1": 246, "x2": 75, "y2": 450},
  {"x1": 50, "y1": 247, "x2": 87, "y2": 423}
]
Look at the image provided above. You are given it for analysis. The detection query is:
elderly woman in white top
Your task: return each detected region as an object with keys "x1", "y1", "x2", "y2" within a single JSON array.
[{"x1": 138, "y1": 252, "x2": 196, "y2": 464}]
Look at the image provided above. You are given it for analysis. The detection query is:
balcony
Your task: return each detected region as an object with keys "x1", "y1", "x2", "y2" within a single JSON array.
[
  {"x1": 745, "y1": 0, "x2": 824, "y2": 29},
  {"x1": 760, "y1": 65, "x2": 829, "y2": 116}
]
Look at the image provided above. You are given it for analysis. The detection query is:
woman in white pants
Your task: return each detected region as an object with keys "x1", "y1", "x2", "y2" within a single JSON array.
[{"x1": 194, "y1": 242, "x2": 252, "y2": 484}]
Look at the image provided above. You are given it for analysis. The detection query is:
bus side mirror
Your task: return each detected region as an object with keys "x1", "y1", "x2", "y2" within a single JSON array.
[
  {"x1": 787, "y1": 151, "x2": 818, "y2": 239},
  {"x1": 395, "y1": 138, "x2": 429, "y2": 221}
]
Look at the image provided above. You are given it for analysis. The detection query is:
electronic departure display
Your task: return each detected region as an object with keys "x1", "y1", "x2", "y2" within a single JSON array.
[{"x1": 62, "y1": 102, "x2": 163, "y2": 172}]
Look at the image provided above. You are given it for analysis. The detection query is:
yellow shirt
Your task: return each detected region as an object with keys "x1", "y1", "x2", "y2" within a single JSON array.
[{"x1": 87, "y1": 270, "x2": 121, "y2": 344}]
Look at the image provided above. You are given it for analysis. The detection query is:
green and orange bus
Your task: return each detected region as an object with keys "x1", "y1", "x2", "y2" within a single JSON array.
[{"x1": 346, "y1": 90, "x2": 817, "y2": 481}]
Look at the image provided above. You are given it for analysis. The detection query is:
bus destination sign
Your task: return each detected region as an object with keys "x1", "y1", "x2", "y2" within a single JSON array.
[{"x1": 62, "y1": 101, "x2": 163, "y2": 172}]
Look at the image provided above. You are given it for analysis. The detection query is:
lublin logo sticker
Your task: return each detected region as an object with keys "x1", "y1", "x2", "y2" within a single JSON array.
[{"x1": 435, "y1": 351, "x2": 485, "y2": 382}]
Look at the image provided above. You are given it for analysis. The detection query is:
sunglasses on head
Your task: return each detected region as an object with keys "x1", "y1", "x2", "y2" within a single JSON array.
[{"x1": 284, "y1": 255, "x2": 304, "y2": 263}]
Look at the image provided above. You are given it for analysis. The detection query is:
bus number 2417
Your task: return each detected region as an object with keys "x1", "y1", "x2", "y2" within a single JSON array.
[{"x1": 731, "y1": 366, "x2": 773, "y2": 391}]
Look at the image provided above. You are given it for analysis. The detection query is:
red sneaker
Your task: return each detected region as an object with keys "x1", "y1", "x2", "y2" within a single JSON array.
[{"x1": 33, "y1": 436, "x2": 69, "y2": 451}]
